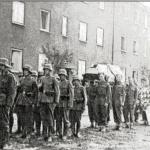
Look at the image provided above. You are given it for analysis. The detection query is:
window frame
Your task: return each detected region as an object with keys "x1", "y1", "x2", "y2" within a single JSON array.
[
  {"x1": 121, "y1": 36, "x2": 126, "y2": 52},
  {"x1": 62, "y1": 16, "x2": 68, "y2": 37},
  {"x1": 79, "y1": 21, "x2": 88, "y2": 43},
  {"x1": 12, "y1": 1, "x2": 25, "y2": 26},
  {"x1": 11, "y1": 48, "x2": 23, "y2": 72},
  {"x1": 96, "y1": 27, "x2": 104, "y2": 47},
  {"x1": 40, "y1": 9, "x2": 50, "y2": 33}
]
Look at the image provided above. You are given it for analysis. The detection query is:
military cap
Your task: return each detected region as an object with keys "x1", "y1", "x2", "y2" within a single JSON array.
[
  {"x1": 23, "y1": 64, "x2": 32, "y2": 73},
  {"x1": 0, "y1": 58, "x2": 12, "y2": 68},
  {"x1": 72, "y1": 75, "x2": 80, "y2": 81},
  {"x1": 58, "y1": 69, "x2": 67, "y2": 76},
  {"x1": 32, "y1": 70, "x2": 38, "y2": 77},
  {"x1": 43, "y1": 63, "x2": 53, "y2": 71}
]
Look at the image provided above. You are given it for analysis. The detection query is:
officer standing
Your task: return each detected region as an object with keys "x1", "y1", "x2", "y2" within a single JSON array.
[
  {"x1": 0, "y1": 58, "x2": 16, "y2": 149},
  {"x1": 112, "y1": 75, "x2": 125, "y2": 130},
  {"x1": 70, "y1": 76, "x2": 86, "y2": 138},
  {"x1": 95, "y1": 73, "x2": 111, "y2": 132},
  {"x1": 58, "y1": 69, "x2": 74, "y2": 140},
  {"x1": 31, "y1": 70, "x2": 41, "y2": 136},
  {"x1": 123, "y1": 77, "x2": 138, "y2": 128},
  {"x1": 39, "y1": 64, "x2": 60, "y2": 142},
  {"x1": 17, "y1": 65, "x2": 38, "y2": 139},
  {"x1": 87, "y1": 81, "x2": 97, "y2": 128}
]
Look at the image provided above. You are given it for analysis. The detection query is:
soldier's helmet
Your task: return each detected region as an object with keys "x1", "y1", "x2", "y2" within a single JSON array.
[
  {"x1": 32, "y1": 70, "x2": 38, "y2": 77},
  {"x1": 23, "y1": 64, "x2": 32, "y2": 73},
  {"x1": 58, "y1": 69, "x2": 67, "y2": 76},
  {"x1": 43, "y1": 63, "x2": 53, "y2": 71},
  {"x1": 0, "y1": 57, "x2": 12, "y2": 68},
  {"x1": 72, "y1": 75, "x2": 80, "y2": 81},
  {"x1": 18, "y1": 72, "x2": 23, "y2": 77}
]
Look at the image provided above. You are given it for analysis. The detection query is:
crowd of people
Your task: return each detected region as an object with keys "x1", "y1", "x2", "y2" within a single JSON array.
[{"x1": 0, "y1": 57, "x2": 149, "y2": 149}]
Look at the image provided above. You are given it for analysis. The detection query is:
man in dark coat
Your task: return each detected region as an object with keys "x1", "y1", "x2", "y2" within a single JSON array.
[
  {"x1": 70, "y1": 76, "x2": 86, "y2": 137},
  {"x1": 0, "y1": 58, "x2": 16, "y2": 149},
  {"x1": 112, "y1": 74, "x2": 125, "y2": 130},
  {"x1": 95, "y1": 73, "x2": 111, "y2": 132},
  {"x1": 17, "y1": 65, "x2": 38, "y2": 139},
  {"x1": 57, "y1": 69, "x2": 74, "y2": 140},
  {"x1": 39, "y1": 64, "x2": 60, "y2": 142},
  {"x1": 123, "y1": 77, "x2": 138, "y2": 128}
]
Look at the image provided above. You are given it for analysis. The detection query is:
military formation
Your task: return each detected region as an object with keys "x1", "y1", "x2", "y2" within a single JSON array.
[{"x1": 0, "y1": 57, "x2": 148, "y2": 149}]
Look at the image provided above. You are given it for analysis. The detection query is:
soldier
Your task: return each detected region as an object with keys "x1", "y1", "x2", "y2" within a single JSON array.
[
  {"x1": 112, "y1": 74, "x2": 125, "y2": 130},
  {"x1": 123, "y1": 77, "x2": 138, "y2": 128},
  {"x1": 53, "y1": 74, "x2": 60, "y2": 135},
  {"x1": 95, "y1": 73, "x2": 111, "y2": 132},
  {"x1": 58, "y1": 69, "x2": 74, "y2": 140},
  {"x1": 87, "y1": 81, "x2": 97, "y2": 128},
  {"x1": 31, "y1": 70, "x2": 41, "y2": 136},
  {"x1": 39, "y1": 64, "x2": 60, "y2": 142},
  {"x1": 70, "y1": 76, "x2": 86, "y2": 138},
  {"x1": 17, "y1": 65, "x2": 38, "y2": 138},
  {"x1": 0, "y1": 58, "x2": 16, "y2": 149},
  {"x1": 14, "y1": 72, "x2": 23, "y2": 134}
]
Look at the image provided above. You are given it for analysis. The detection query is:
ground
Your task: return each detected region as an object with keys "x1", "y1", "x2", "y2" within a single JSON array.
[{"x1": 5, "y1": 109, "x2": 150, "y2": 150}]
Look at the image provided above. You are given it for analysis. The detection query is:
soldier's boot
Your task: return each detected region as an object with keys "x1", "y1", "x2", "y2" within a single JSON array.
[
  {"x1": 125, "y1": 122, "x2": 129, "y2": 128},
  {"x1": 75, "y1": 121, "x2": 81, "y2": 138},
  {"x1": 71, "y1": 123, "x2": 76, "y2": 137},
  {"x1": 90, "y1": 121, "x2": 94, "y2": 128}
]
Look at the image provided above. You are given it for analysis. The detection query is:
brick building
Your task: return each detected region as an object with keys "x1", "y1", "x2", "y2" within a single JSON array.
[{"x1": 0, "y1": 2, "x2": 150, "y2": 85}]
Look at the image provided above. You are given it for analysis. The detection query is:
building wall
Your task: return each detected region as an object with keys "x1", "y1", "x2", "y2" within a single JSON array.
[{"x1": 0, "y1": 2, "x2": 150, "y2": 84}]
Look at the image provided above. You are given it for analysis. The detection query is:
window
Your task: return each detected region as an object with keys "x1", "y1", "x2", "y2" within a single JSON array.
[
  {"x1": 121, "y1": 36, "x2": 125, "y2": 51},
  {"x1": 78, "y1": 60, "x2": 86, "y2": 79},
  {"x1": 11, "y1": 49, "x2": 22, "y2": 72},
  {"x1": 97, "y1": 27, "x2": 104, "y2": 46},
  {"x1": 99, "y1": 2, "x2": 104, "y2": 10},
  {"x1": 79, "y1": 22, "x2": 87, "y2": 42},
  {"x1": 40, "y1": 10, "x2": 50, "y2": 32},
  {"x1": 145, "y1": 15, "x2": 148, "y2": 28},
  {"x1": 62, "y1": 16, "x2": 68, "y2": 37},
  {"x1": 38, "y1": 53, "x2": 48, "y2": 72},
  {"x1": 12, "y1": 1, "x2": 25, "y2": 25},
  {"x1": 133, "y1": 41, "x2": 137, "y2": 53}
]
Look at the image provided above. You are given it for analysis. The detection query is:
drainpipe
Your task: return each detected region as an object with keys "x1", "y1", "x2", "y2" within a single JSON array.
[{"x1": 112, "y1": 2, "x2": 115, "y2": 65}]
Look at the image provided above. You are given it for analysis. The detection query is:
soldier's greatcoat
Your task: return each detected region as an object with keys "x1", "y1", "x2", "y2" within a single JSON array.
[
  {"x1": 0, "y1": 71, "x2": 16, "y2": 147},
  {"x1": 95, "y1": 80, "x2": 111, "y2": 126},
  {"x1": 112, "y1": 81, "x2": 125, "y2": 126},
  {"x1": 39, "y1": 75, "x2": 60, "y2": 138}
]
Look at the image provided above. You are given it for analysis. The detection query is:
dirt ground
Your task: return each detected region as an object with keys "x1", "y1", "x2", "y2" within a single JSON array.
[{"x1": 5, "y1": 109, "x2": 150, "y2": 150}]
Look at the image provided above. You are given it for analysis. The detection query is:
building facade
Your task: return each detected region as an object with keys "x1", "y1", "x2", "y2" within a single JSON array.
[{"x1": 0, "y1": 2, "x2": 150, "y2": 85}]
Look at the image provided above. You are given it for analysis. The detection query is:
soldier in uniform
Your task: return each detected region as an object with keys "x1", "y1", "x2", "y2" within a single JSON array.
[
  {"x1": 70, "y1": 76, "x2": 86, "y2": 137},
  {"x1": 87, "y1": 81, "x2": 97, "y2": 128},
  {"x1": 123, "y1": 77, "x2": 138, "y2": 128},
  {"x1": 112, "y1": 74, "x2": 125, "y2": 130},
  {"x1": 95, "y1": 73, "x2": 111, "y2": 132},
  {"x1": 14, "y1": 72, "x2": 23, "y2": 135},
  {"x1": 58, "y1": 69, "x2": 74, "y2": 140},
  {"x1": 0, "y1": 58, "x2": 16, "y2": 149},
  {"x1": 17, "y1": 65, "x2": 38, "y2": 138},
  {"x1": 53, "y1": 74, "x2": 60, "y2": 135},
  {"x1": 39, "y1": 64, "x2": 60, "y2": 142}
]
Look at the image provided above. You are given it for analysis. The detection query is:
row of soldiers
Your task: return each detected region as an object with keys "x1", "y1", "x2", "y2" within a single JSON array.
[
  {"x1": 0, "y1": 56, "x2": 139, "y2": 149},
  {"x1": 87, "y1": 74, "x2": 138, "y2": 131},
  {"x1": 0, "y1": 57, "x2": 87, "y2": 149}
]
